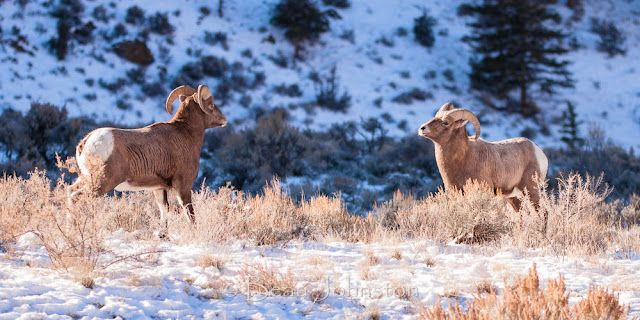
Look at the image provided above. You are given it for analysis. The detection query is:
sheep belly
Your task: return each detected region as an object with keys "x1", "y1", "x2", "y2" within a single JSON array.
[{"x1": 114, "y1": 181, "x2": 164, "y2": 192}]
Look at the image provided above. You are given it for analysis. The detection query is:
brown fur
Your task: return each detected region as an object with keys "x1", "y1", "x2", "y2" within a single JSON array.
[
  {"x1": 419, "y1": 107, "x2": 547, "y2": 213},
  {"x1": 70, "y1": 90, "x2": 226, "y2": 229}
]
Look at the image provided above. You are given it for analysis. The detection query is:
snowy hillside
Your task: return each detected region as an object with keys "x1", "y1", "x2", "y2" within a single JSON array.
[{"x1": 1, "y1": 0, "x2": 638, "y2": 149}]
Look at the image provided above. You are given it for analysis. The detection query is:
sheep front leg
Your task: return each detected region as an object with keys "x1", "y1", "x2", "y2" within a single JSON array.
[{"x1": 153, "y1": 189, "x2": 170, "y2": 238}]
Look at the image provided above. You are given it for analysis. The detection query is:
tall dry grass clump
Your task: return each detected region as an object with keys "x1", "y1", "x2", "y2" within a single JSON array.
[
  {"x1": 300, "y1": 193, "x2": 372, "y2": 242},
  {"x1": 0, "y1": 172, "x2": 45, "y2": 247},
  {"x1": 237, "y1": 262, "x2": 296, "y2": 297},
  {"x1": 0, "y1": 170, "x2": 160, "y2": 282},
  {"x1": 374, "y1": 173, "x2": 640, "y2": 255},
  {"x1": 242, "y1": 179, "x2": 308, "y2": 245},
  {"x1": 180, "y1": 178, "x2": 372, "y2": 245},
  {"x1": 417, "y1": 264, "x2": 630, "y2": 320},
  {"x1": 514, "y1": 173, "x2": 622, "y2": 255},
  {"x1": 377, "y1": 181, "x2": 510, "y2": 244},
  {"x1": 2, "y1": 170, "x2": 638, "y2": 264}
]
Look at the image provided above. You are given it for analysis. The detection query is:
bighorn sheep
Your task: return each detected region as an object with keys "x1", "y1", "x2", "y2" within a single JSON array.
[
  {"x1": 418, "y1": 103, "x2": 548, "y2": 212},
  {"x1": 69, "y1": 85, "x2": 227, "y2": 230}
]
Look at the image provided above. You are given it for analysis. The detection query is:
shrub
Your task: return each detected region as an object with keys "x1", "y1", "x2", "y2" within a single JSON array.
[
  {"x1": 413, "y1": 11, "x2": 436, "y2": 48},
  {"x1": 391, "y1": 88, "x2": 433, "y2": 104},
  {"x1": 271, "y1": 0, "x2": 338, "y2": 57},
  {"x1": 590, "y1": 18, "x2": 626, "y2": 57},
  {"x1": 172, "y1": 62, "x2": 204, "y2": 88},
  {"x1": 214, "y1": 109, "x2": 308, "y2": 191},
  {"x1": 547, "y1": 128, "x2": 640, "y2": 199},
  {"x1": 0, "y1": 103, "x2": 100, "y2": 176},
  {"x1": 322, "y1": 0, "x2": 350, "y2": 8},
  {"x1": 204, "y1": 31, "x2": 229, "y2": 50},
  {"x1": 201, "y1": 55, "x2": 229, "y2": 78},
  {"x1": 48, "y1": 0, "x2": 85, "y2": 60},
  {"x1": 313, "y1": 66, "x2": 352, "y2": 112},
  {"x1": 92, "y1": 5, "x2": 109, "y2": 23},
  {"x1": 125, "y1": 6, "x2": 145, "y2": 25},
  {"x1": 147, "y1": 12, "x2": 174, "y2": 35},
  {"x1": 273, "y1": 83, "x2": 303, "y2": 97}
]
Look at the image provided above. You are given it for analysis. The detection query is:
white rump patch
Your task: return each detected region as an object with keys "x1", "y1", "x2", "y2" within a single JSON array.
[
  {"x1": 504, "y1": 187, "x2": 523, "y2": 198},
  {"x1": 114, "y1": 182, "x2": 163, "y2": 192},
  {"x1": 77, "y1": 128, "x2": 114, "y2": 177},
  {"x1": 533, "y1": 143, "x2": 548, "y2": 177}
]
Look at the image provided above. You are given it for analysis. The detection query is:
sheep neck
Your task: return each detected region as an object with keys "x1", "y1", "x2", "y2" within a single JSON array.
[
  {"x1": 433, "y1": 129, "x2": 471, "y2": 188},
  {"x1": 169, "y1": 105, "x2": 207, "y2": 144}
]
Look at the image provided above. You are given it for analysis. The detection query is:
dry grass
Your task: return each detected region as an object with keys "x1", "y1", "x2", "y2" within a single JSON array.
[
  {"x1": 380, "y1": 181, "x2": 511, "y2": 244},
  {"x1": 416, "y1": 264, "x2": 630, "y2": 320},
  {"x1": 237, "y1": 262, "x2": 296, "y2": 297},
  {"x1": 390, "y1": 280, "x2": 413, "y2": 300},
  {"x1": 1, "y1": 170, "x2": 639, "y2": 284},
  {"x1": 364, "y1": 305, "x2": 381, "y2": 320},
  {"x1": 390, "y1": 248, "x2": 403, "y2": 260},
  {"x1": 364, "y1": 250, "x2": 380, "y2": 266},
  {"x1": 196, "y1": 254, "x2": 227, "y2": 270}
]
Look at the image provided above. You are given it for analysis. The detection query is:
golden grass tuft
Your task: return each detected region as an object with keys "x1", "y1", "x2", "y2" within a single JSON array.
[
  {"x1": 364, "y1": 305, "x2": 381, "y2": 320},
  {"x1": 390, "y1": 248, "x2": 403, "y2": 260},
  {"x1": 237, "y1": 262, "x2": 296, "y2": 297},
  {"x1": 416, "y1": 263, "x2": 630, "y2": 320},
  {"x1": 196, "y1": 254, "x2": 227, "y2": 270},
  {"x1": 364, "y1": 250, "x2": 380, "y2": 266}
]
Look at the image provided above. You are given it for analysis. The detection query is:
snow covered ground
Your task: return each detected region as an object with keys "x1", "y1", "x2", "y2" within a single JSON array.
[{"x1": 1, "y1": 231, "x2": 639, "y2": 319}]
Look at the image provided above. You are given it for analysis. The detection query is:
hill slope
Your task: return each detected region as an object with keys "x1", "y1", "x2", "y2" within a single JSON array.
[{"x1": 0, "y1": 0, "x2": 638, "y2": 149}]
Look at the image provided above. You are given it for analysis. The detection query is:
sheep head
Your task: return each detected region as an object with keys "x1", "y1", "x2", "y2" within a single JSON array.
[
  {"x1": 418, "y1": 103, "x2": 481, "y2": 143},
  {"x1": 166, "y1": 85, "x2": 227, "y2": 128}
]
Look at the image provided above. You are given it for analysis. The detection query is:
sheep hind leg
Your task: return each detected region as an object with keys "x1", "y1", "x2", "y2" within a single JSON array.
[
  {"x1": 528, "y1": 188, "x2": 548, "y2": 234},
  {"x1": 176, "y1": 189, "x2": 196, "y2": 225},
  {"x1": 507, "y1": 197, "x2": 521, "y2": 212},
  {"x1": 153, "y1": 189, "x2": 170, "y2": 239}
]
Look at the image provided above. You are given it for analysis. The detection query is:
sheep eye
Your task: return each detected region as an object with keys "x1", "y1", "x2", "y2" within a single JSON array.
[{"x1": 443, "y1": 121, "x2": 449, "y2": 126}]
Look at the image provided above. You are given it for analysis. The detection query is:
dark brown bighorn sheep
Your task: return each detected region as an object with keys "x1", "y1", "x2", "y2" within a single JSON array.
[
  {"x1": 418, "y1": 103, "x2": 548, "y2": 212},
  {"x1": 69, "y1": 85, "x2": 227, "y2": 232}
]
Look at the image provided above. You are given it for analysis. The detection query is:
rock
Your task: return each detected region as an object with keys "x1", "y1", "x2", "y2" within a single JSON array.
[{"x1": 113, "y1": 40, "x2": 154, "y2": 65}]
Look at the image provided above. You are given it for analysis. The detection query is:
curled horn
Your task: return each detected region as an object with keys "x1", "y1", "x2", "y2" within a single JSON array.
[
  {"x1": 196, "y1": 85, "x2": 215, "y2": 114},
  {"x1": 166, "y1": 85, "x2": 197, "y2": 115},
  {"x1": 435, "y1": 102, "x2": 455, "y2": 118},
  {"x1": 443, "y1": 109, "x2": 481, "y2": 140}
]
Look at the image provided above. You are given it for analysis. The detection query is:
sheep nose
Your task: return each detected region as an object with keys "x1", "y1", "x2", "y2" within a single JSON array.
[{"x1": 420, "y1": 126, "x2": 426, "y2": 131}]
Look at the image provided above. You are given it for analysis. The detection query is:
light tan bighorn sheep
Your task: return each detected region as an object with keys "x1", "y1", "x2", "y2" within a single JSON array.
[
  {"x1": 418, "y1": 102, "x2": 548, "y2": 213},
  {"x1": 69, "y1": 85, "x2": 227, "y2": 232}
]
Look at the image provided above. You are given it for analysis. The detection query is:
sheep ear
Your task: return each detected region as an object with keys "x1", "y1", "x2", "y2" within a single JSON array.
[
  {"x1": 179, "y1": 95, "x2": 187, "y2": 102},
  {"x1": 454, "y1": 120, "x2": 469, "y2": 128},
  {"x1": 196, "y1": 85, "x2": 215, "y2": 114}
]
